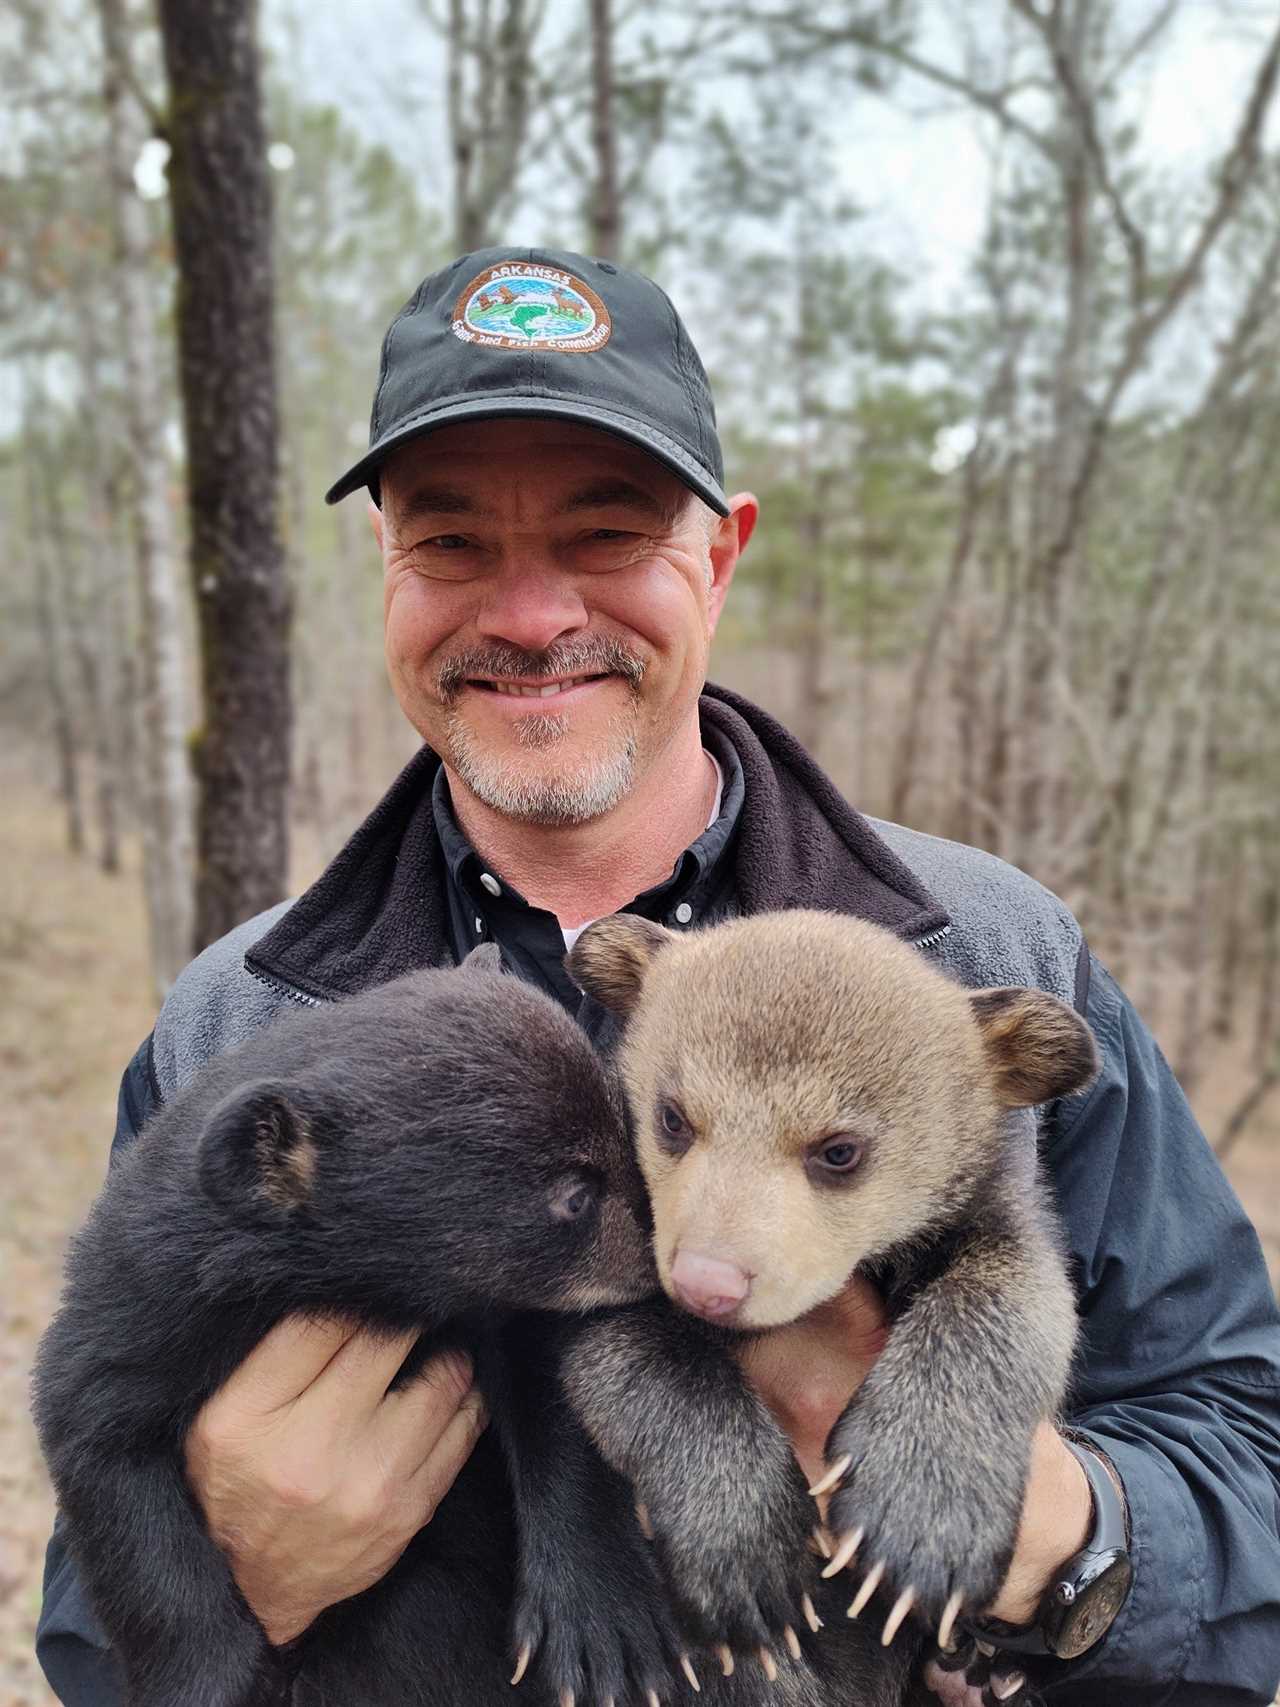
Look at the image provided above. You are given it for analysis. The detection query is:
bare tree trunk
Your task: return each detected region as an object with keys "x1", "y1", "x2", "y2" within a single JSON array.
[
  {"x1": 36, "y1": 454, "x2": 114, "y2": 869},
  {"x1": 447, "y1": 0, "x2": 480, "y2": 251},
  {"x1": 1256, "y1": 866, "x2": 1278, "y2": 1075},
  {"x1": 589, "y1": 0, "x2": 621, "y2": 259},
  {"x1": 74, "y1": 298, "x2": 125, "y2": 875},
  {"x1": 24, "y1": 422, "x2": 86, "y2": 856},
  {"x1": 1212, "y1": 832, "x2": 1246, "y2": 1040},
  {"x1": 791, "y1": 513, "x2": 829, "y2": 760},
  {"x1": 444, "y1": 0, "x2": 536, "y2": 252},
  {"x1": 156, "y1": 0, "x2": 291, "y2": 950},
  {"x1": 98, "y1": 0, "x2": 195, "y2": 992},
  {"x1": 856, "y1": 546, "x2": 874, "y2": 805},
  {"x1": 889, "y1": 456, "x2": 983, "y2": 823}
]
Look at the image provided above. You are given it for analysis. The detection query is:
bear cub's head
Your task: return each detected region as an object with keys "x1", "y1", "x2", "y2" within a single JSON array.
[
  {"x1": 569, "y1": 911, "x2": 1097, "y2": 1330},
  {"x1": 194, "y1": 946, "x2": 657, "y2": 1319}
]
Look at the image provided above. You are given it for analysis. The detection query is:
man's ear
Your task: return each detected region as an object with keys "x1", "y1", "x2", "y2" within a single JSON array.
[
  {"x1": 706, "y1": 492, "x2": 758, "y2": 635},
  {"x1": 567, "y1": 915, "x2": 676, "y2": 1016},
  {"x1": 367, "y1": 498, "x2": 385, "y2": 551},
  {"x1": 198, "y1": 1081, "x2": 318, "y2": 1221},
  {"x1": 969, "y1": 988, "x2": 1100, "y2": 1108}
]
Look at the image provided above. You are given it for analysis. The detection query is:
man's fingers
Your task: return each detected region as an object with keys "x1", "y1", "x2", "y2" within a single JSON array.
[
  {"x1": 223, "y1": 1313, "x2": 362, "y2": 1414},
  {"x1": 377, "y1": 1351, "x2": 481, "y2": 1466},
  {"x1": 308, "y1": 1324, "x2": 436, "y2": 1418},
  {"x1": 404, "y1": 1390, "x2": 489, "y2": 1520}
]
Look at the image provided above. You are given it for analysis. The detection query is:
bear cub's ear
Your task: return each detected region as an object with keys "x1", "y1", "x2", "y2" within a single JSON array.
[
  {"x1": 198, "y1": 1081, "x2": 319, "y2": 1221},
  {"x1": 459, "y1": 942, "x2": 503, "y2": 976},
  {"x1": 969, "y1": 987, "x2": 1099, "y2": 1108},
  {"x1": 567, "y1": 915, "x2": 676, "y2": 1016}
]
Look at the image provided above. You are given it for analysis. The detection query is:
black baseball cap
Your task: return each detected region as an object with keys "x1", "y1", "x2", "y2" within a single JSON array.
[{"x1": 325, "y1": 245, "x2": 728, "y2": 515}]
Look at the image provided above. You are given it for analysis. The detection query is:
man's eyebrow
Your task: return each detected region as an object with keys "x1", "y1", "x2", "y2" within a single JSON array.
[
  {"x1": 559, "y1": 480, "x2": 671, "y2": 519},
  {"x1": 394, "y1": 486, "x2": 488, "y2": 524}
]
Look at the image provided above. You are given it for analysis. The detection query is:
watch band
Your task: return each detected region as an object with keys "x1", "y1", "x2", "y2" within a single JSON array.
[{"x1": 964, "y1": 1437, "x2": 1132, "y2": 1660}]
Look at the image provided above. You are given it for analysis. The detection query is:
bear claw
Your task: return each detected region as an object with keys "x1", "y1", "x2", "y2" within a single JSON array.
[
  {"x1": 511, "y1": 1643, "x2": 532, "y2": 1685},
  {"x1": 801, "y1": 1594, "x2": 823, "y2": 1634},
  {"x1": 715, "y1": 1645, "x2": 734, "y2": 1676},
  {"x1": 821, "y1": 1527, "x2": 863, "y2": 1578},
  {"x1": 807, "y1": 1455, "x2": 852, "y2": 1498},
  {"x1": 758, "y1": 1647, "x2": 778, "y2": 1681},
  {"x1": 680, "y1": 1655, "x2": 700, "y2": 1692},
  {"x1": 846, "y1": 1560, "x2": 885, "y2": 1618},
  {"x1": 880, "y1": 1587, "x2": 915, "y2": 1645},
  {"x1": 938, "y1": 1591, "x2": 964, "y2": 1651}
]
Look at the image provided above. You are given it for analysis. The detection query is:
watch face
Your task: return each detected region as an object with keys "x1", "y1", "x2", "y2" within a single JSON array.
[{"x1": 1055, "y1": 1555, "x2": 1134, "y2": 1658}]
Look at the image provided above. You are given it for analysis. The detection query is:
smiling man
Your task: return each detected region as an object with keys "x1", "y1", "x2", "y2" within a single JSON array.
[
  {"x1": 373, "y1": 417, "x2": 752, "y2": 936},
  {"x1": 37, "y1": 247, "x2": 1280, "y2": 1707}
]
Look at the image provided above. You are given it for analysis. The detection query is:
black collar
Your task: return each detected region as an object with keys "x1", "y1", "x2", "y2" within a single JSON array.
[{"x1": 245, "y1": 684, "x2": 950, "y2": 1003}]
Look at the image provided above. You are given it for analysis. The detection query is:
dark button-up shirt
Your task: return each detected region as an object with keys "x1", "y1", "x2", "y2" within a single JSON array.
[{"x1": 434, "y1": 724, "x2": 745, "y2": 1034}]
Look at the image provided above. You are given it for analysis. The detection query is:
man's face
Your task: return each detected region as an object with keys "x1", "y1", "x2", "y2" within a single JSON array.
[{"x1": 374, "y1": 419, "x2": 754, "y2": 826}]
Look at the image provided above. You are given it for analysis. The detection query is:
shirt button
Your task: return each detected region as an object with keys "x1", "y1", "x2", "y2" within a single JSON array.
[
  {"x1": 479, "y1": 872, "x2": 501, "y2": 897},
  {"x1": 673, "y1": 902, "x2": 693, "y2": 925}
]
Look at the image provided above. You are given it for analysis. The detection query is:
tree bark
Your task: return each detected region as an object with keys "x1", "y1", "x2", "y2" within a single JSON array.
[
  {"x1": 98, "y1": 0, "x2": 195, "y2": 991},
  {"x1": 791, "y1": 510, "x2": 829, "y2": 760},
  {"x1": 24, "y1": 420, "x2": 86, "y2": 858},
  {"x1": 73, "y1": 296, "x2": 125, "y2": 876},
  {"x1": 155, "y1": 0, "x2": 291, "y2": 951},
  {"x1": 444, "y1": 0, "x2": 536, "y2": 253},
  {"x1": 589, "y1": 0, "x2": 621, "y2": 259}
]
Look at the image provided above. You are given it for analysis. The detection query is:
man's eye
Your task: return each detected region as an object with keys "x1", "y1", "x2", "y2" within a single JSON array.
[
  {"x1": 588, "y1": 528, "x2": 630, "y2": 542},
  {"x1": 423, "y1": 534, "x2": 470, "y2": 551}
]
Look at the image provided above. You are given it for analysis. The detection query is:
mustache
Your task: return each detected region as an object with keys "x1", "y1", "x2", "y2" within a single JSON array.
[{"x1": 436, "y1": 637, "x2": 646, "y2": 703}]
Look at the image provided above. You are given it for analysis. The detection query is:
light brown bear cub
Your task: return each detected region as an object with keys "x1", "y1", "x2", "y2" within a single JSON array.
[{"x1": 568, "y1": 908, "x2": 1097, "y2": 1656}]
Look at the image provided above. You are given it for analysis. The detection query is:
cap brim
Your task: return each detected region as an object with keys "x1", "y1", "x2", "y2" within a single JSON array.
[{"x1": 324, "y1": 394, "x2": 730, "y2": 516}]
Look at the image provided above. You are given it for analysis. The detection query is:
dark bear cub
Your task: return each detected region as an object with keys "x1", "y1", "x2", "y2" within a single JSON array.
[{"x1": 33, "y1": 951, "x2": 674, "y2": 1707}]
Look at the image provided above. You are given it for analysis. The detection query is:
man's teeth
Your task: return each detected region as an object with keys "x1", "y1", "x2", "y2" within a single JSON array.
[{"x1": 486, "y1": 676, "x2": 595, "y2": 698}]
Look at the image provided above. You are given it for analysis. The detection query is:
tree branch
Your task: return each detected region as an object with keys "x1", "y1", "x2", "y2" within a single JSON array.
[
  {"x1": 1215, "y1": 1066, "x2": 1278, "y2": 1161},
  {"x1": 1008, "y1": 0, "x2": 1148, "y2": 307},
  {"x1": 730, "y1": 6, "x2": 1056, "y2": 158},
  {"x1": 1036, "y1": 12, "x2": 1280, "y2": 591}
]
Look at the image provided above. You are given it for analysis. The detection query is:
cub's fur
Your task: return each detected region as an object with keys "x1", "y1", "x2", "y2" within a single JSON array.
[
  {"x1": 34, "y1": 954, "x2": 686, "y2": 1707},
  {"x1": 568, "y1": 909, "x2": 1097, "y2": 1658}
]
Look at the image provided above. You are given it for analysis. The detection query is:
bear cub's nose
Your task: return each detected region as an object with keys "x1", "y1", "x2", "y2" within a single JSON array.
[{"x1": 670, "y1": 1250, "x2": 751, "y2": 1318}]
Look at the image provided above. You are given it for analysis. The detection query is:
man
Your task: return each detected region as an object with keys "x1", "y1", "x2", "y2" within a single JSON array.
[{"x1": 38, "y1": 247, "x2": 1280, "y2": 1705}]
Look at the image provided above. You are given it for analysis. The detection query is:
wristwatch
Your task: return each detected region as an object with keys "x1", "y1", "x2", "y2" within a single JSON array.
[{"x1": 966, "y1": 1437, "x2": 1133, "y2": 1660}]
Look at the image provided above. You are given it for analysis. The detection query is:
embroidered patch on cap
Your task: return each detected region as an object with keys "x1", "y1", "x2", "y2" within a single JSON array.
[{"x1": 451, "y1": 263, "x2": 612, "y2": 354}]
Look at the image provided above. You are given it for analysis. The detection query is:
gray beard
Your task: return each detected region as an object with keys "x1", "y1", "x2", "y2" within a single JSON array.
[{"x1": 444, "y1": 707, "x2": 639, "y2": 827}]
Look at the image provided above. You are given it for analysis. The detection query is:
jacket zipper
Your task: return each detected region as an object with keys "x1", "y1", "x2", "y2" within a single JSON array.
[
  {"x1": 914, "y1": 924, "x2": 952, "y2": 952},
  {"x1": 245, "y1": 962, "x2": 327, "y2": 1007}
]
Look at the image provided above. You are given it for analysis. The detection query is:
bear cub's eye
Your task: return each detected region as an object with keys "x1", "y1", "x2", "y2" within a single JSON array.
[
  {"x1": 656, "y1": 1099, "x2": 693, "y2": 1155},
  {"x1": 549, "y1": 1175, "x2": 598, "y2": 1223},
  {"x1": 810, "y1": 1135, "x2": 865, "y2": 1178}
]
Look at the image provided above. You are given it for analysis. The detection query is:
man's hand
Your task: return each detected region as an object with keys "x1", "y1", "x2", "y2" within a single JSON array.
[
  {"x1": 184, "y1": 1315, "x2": 488, "y2": 1645},
  {"x1": 735, "y1": 1279, "x2": 1096, "y2": 1694},
  {"x1": 734, "y1": 1274, "x2": 889, "y2": 1494}
]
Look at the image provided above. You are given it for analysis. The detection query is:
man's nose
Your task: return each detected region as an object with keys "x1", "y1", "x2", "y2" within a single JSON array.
[{"x1": 474, "y1": 557, "x2": 590, "y2": 654}]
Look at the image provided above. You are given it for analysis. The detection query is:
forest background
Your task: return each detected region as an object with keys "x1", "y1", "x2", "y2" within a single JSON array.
[{"x1": 2, "y1": 0, "x2": 1278, "y2": 1700}]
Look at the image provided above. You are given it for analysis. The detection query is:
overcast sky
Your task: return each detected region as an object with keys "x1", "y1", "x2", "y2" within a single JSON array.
[{"x1": 267, "y1": 0, "x2": 1279, "y2": 322}]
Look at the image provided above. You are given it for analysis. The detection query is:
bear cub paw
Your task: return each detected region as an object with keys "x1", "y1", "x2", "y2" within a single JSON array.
[
  {"x1": 647, "y1": 1473, "x2": 821, "y2": 1668},
  {"x1": 511, "y1": 1542, "x2": 685, "y2": 1705},
  {"x1": 818, "y1": 1400, "x2": 1027, "y2": 1649}
]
